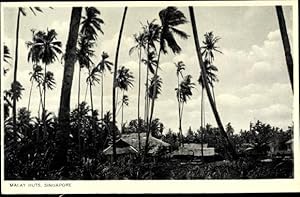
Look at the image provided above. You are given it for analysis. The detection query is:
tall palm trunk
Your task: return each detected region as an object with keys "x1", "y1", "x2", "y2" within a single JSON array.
[
  {"x1": 101, "y1": 72, "x2": 104, "y2": 121},
  {"x1": 177, "y1": 75, "x2": 182, "y2": 147},
  {"x1": 78, "y1": 66, "x2": 81, "y2": 107},
  {"x1": 88, "y1": 68, "x2": 94, "y2": 113},
  {"x1": 121, "y1": 91, "x2": 124, "y2": 133},
  {"x1": 189, "y1": 6, "x2": 236, "y2": 160},
  {"x1": 27, "y1": 80, "x2": 34, "y2": 110},
  {"x1": 13, "y1": 8, "x2": 21, "y2": 135},
  {"x1": 112, "y1": 7, "x2": 128, "y2": 162},
  {"x1": 137, "y1": 47, "x2": 142, "y2": 151},
  {"x1": 58, "y1": 7, "x2": 82, "y2": 170},
  {"x1": 201, "y1": 86, "x2": 204, "y2": 159},
  {"x1": 144, "y1": 43, "x2": 150, "y2": 123},
  {"x1": 275, "y1": 6, "x2": 293, "y2": 92},
  {"x1": 43, "y1": 64, "x2": 47, "y2": 140},
  {"x1": 78, "y1": 66, "x2": 82, "y2": 153},
  {"x1": 144, "y1": 47, "x2": 162, "y2": 159}
]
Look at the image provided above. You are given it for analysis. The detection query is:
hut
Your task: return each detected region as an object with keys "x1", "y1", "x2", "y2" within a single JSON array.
[{"x1": 171, "y1": 143, "x2": 215, "y2": 160}]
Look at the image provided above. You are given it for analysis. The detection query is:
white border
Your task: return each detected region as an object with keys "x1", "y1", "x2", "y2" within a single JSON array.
[{"x1": 1, "y1": 0, "x2": 299, "y2": 194}]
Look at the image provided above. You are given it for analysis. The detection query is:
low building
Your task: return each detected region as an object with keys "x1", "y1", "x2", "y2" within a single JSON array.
[
  {"x1": 103, "y1": 132, "x2": 170, "y2": 156},
  {"x1": 171, "y1": 143, "x2": 215, "y2": 160}
]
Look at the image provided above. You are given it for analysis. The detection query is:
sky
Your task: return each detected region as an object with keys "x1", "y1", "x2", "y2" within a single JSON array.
[{"x1": 2, "y1": 5, "x2": 294, "y2": 134}]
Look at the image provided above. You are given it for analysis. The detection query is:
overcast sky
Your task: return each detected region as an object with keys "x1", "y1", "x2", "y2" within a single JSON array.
[{"x1": 2, "y1": 5, "x2": 294, "y2": 134}]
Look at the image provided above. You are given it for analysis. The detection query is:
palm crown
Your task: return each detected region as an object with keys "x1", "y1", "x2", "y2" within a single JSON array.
[
  {"x1": 80, "y1": 7, "x2": 104, "y2": 40},
  {"x1": 159, "y1": 6, "x2": 189, "y2": 54}
]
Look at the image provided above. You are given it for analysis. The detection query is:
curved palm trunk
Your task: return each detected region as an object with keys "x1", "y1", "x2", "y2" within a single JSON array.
[
  {"x1": 275, "y1": 6, "x2": 293, "y2": 92},
  {"x1": 27, "y1": 80, "x2": 34, "y2": 110},
  {"x1": 12, "y1": 8, "x2": 21, "y2": 136},
  {"x1": 112, "y1": 7, "x2": 128, "y2": 162},
  {"x1": 137, "y1": 47, "x2": 142, "y2": 151},
  {"x1": 189, "y1": 6, "x2": 236, "y2": 160},
  {"x1": 144, "y1": 44, "x2": 150, "y2": 123}
]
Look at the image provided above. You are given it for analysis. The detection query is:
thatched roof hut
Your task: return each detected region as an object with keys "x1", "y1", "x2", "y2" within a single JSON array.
[{"x1": 171, "y1": 143, "x2": 215, "y2": 157}]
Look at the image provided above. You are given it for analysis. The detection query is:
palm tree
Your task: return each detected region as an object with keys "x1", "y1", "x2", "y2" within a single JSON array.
[
  {"x1": 86, "y1": 65, "x2": 101, "y2": 114},
  {"x1": 12, "y1": 7, "x2": 44, "y2": 134},
  {"x1": 115, "y1": 66, "x2": 134, "y2": 134},
  {"x1": 141, "y1": 20, "x2": 160, "y2": 124},
  {"x1": 275, "y1": 6, "x2": 293, "y2": 92},
  {"x1": 96, "y1": 52, "x2": 113, "y2": 121},
  {"x1": 80, "y1": 7, "x2": 104, "y2": 41},
  {"x1": 26, "y1": 29, "x2": 62, "y2": 117},
  {"x1": 112, "y1": 7, "x2": 128, "y2": 161},
  {"x1": 129, "y1": 32, "x2": 146, "y2": 151},
  {"x1": 76, "y1": 35, "x2": 95, "y2": 109},
  {"x1": 201, "y1": 32, "x2": 223, "y2": 63},
  {"x1": 189, "y1": 6, "x2": 236, "y2": 159},
  {"x1": 176, "y1": 75, "x2": 195, "y2": 147},
  {"x1": 145, "y1": 7, "x2": 189, "y2": 158},
  {"x1": 117, "y1": 94, "x2": 129, "y2": 134},
  {"x1": 28, "y1": 64, "x2": 43, "y2": 111},
  {"x1": 175, "y1": 61, "x2": 185, "y2": 146}
]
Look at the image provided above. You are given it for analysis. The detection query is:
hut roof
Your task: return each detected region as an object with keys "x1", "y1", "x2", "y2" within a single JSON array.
[
  {"x1": 121, "y1": 132, "x2": 170, "y2": 151},
  {"x1": 103, "y1": 139, "x2": 138, "y2": 155},
  {"x1": 172, "y1": 143, "x2": 215, "y2": 157}
]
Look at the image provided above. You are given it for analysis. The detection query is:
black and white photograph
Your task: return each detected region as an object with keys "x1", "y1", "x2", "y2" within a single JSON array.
[{"x1": 1, "y1": 0, "x2": 299, "y2": 194}]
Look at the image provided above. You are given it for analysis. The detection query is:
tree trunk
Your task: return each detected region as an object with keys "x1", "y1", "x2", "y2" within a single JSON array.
[
  {"x1": 78, "y1": 66, "x2": 81, "y2": 107},
  {"x1": 101, "y1": 72, "x2": 104, "y2": 121},
  {"x1": 177, "y1": 75, "x2": 182, "y2": 146},
  {"x1": 189, "y1": 6, "x2": 236, "y2": 160},
  {"x1": 13, "y1": 8, "x2": 21, "y2": 136},
  {"x1": 121, "y1": 92, "x2": 124, "y2": 133},
  {"x1": 201, "y1": 86, "x2": 204, "y2": 159},
  {"x1": 27, "y1": 80, "x2": 34, "y2": 111},
  {"x1": 275, "y1": 6, "x2": 293, "y2": 92},
  {"x1": 57, "y1": 7, "x2": 82, "y2": 171},
  {"x1": 43, "y1": 63, "x2": 47, "y2": 140},
  {"x1": 58, "y1": 7, "x2": 82, "y2": 124},
  {"x1": 112, "y1": 7, "x2": 128, "y2": 162},
  {"x1": 137, "y1": 47, "x2": 142, "y2": 151}
]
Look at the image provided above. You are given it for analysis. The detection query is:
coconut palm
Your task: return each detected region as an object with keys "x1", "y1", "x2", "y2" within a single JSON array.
[
  {"x1": 86, "y1": 65, "x2": 101, "y2": 114},
  {"x1": 96, "y1": 52, "x2": 113, "y2": 121},
  {"x1": 112, "y1": 7, "x2": 128, "y2": 161},
  {"x1": 12, "y1": 7, "x2": 44, "y2": 134},
  {"x1": 118, "y1": 94, "x2": 129, "y2": 133},
  {"x1": 175, "y1": 61, "x2": 185, "y2": 146},
  {"x1": 189, "y1": 6, "x2": 236, "y2": 159},
  {"x1": 129, "y1": 32, "x2": 146, "y2": 151},
  {"x1": 76, "y1": 35, "x2": 95, "y2": 109},
  {"x1": 80, "y1": 7, "x2": 104, "y2": 40},
  {"x1": 145, "y1": 7, "x2": 189, "y2": 158},
  {"x1": 28, "y1": 64, "x2": 43, "y2": 111},
  {"x1": 176, "y1": 74, "x2": 195, "y2": 146},
  {"x1": 141, "y1": 20, "x2": 160, "y2": 124},
  {"x1": 116, "y1": 66, "x2": 134, "y2": 133},
  {"x1": 26, "y1": 29, "x2": 62, "y2": 116},
  {"x1": 275, "y1": 6, "x2": 293, "y2": 92},
  {"x1": 201, "y1": 32, "x2": 223, "y2": 63}
]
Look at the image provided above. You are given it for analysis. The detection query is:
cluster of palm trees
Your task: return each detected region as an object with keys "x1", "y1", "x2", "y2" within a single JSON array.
[{"x1": 4, "y1": 5, "x2": 293, "y2": 164}]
